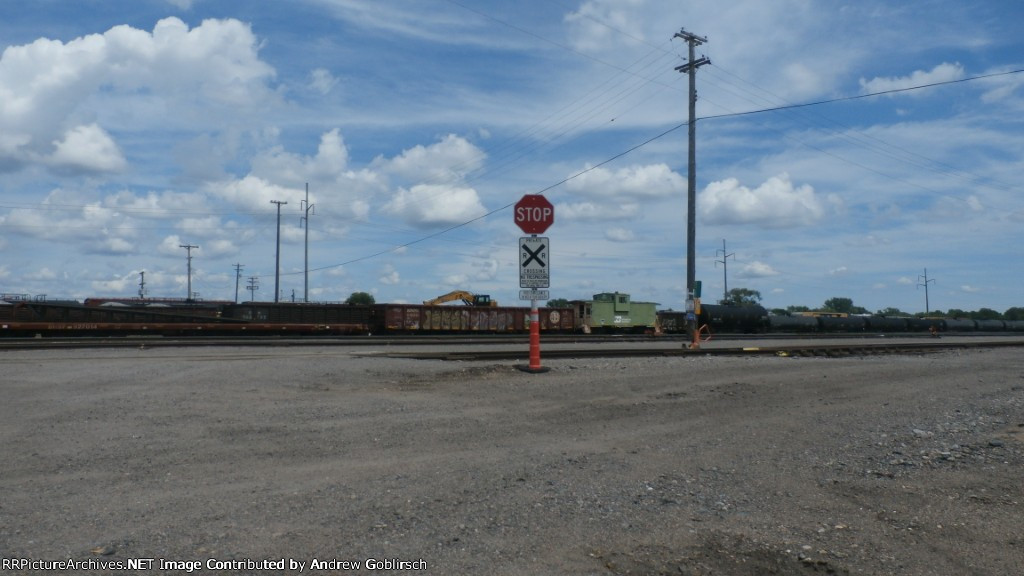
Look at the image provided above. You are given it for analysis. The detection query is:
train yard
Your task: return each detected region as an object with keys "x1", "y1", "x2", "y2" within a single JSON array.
[{"x1": 4, "y1": 292, "x2": 1024, "y2": 340}]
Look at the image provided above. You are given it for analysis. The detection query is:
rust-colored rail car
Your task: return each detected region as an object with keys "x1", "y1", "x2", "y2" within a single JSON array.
[{"x1": 371, "y1": 304, "x2": 575, "y2": 333}]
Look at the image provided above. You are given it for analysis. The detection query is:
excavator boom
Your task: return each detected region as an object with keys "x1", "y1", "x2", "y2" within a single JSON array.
[{"x1": 423, "y1": 290, "x2": 497, "y2": 307}]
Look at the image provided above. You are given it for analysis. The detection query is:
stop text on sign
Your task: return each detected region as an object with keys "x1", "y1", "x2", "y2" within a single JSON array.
[
  {"x1": 516, "y1": 205, "x2": 553, "y2": 224},
  {"x1": 513, "y1": 194, "x2": 554, "y2": 234}
]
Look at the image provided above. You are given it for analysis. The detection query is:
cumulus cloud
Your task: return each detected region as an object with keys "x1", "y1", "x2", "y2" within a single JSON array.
[
  {"x1": 699, "y1": 173, "x2": 824, "y2": 228},
  {"x1": 213, "y1": 175, "x2": 304, "y2": 212},
  {"x1": 740, "y1": 261, "x2": 779, "y2": 278},
  {"x1": 251, "y1": 129, "x2": 351, "y2": 185},
  {"x1": 49, "y1": 124, "x2": 127, "y2": 173},
  {"x1": 384, "y1": 183, "x2": 486, "y2": 228},
  {"x1": 376, "y1": 134, "x2": 485, "y2": 182},
  {"x1": 0, "y1": 17, "x2": 275, "y2": 173},
  {"x1": 859, "y1": 62, "x2": 964, "y2": 95},
  {"x1": 565, "y1": 163, "x2": 685, "y2": 200}
]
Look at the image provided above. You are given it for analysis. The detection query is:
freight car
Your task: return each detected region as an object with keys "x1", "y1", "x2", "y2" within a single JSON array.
[
  {"x1": 368, "y1": 303, "x2": 574, "y2": 333},
  {"x1": 572, "y1": 292, "x2": 659, "y2": 333},
  {"x1": 658, "y1": 306, "x2": 1023, "y2": 336},
  {"x1": 658, "y1": 304, "x2": 769, "y2": 335}
]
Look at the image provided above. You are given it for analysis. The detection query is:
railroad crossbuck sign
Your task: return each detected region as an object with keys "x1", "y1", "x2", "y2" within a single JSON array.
[
  {"x1": 520, "y1": 236, "x2": 550, "y2": 289},
  {"x1": 514, "y1": 194, "x2": 554, "y2": 235}
]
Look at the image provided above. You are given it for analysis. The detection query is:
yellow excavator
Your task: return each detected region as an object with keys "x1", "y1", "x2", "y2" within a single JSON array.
[{"x1": 423, "y1": 290, "x2": 498, "y2": 307}]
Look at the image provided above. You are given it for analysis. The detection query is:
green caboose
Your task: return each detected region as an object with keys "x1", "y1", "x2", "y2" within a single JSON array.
[{"x1": 572, "y1": 292, "x2": 658, "y2": 333}]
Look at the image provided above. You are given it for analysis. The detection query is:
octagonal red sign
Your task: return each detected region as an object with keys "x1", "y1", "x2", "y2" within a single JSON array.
[{"x1": 514, "y1": 194, "x2": 554, "y2": 234}]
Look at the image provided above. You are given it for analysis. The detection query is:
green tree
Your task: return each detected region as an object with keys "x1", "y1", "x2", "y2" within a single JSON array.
[
  {"x1": 1005, "y1": 307, "x2": 1024, "y2": 321},
  {"x1": 877, "y1": 307, "x2": 908, "y2": 316},
  {"x1": 974, "y1": 307, "x2": 1002, "y2": 320},
  {"x1": 786, "y1": 305, "x2": 810, "y2": 313},
  {"x1": 822, "y1": 297, "x2": 867, "y2": 314},
  {"x1": 345, "y1": 291, "x2": 375, "y2": 305},
  {"x1": 721, "y1": 287, "x2": 761, "y2": 306},
  {"x1": 546, "y1": 298, "x2": 571, "y2": 308}
]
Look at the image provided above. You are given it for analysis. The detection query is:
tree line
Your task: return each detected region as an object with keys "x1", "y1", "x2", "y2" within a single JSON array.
[{"x1": 715, "y1": 288, "x2": 1024, "y2": 321}]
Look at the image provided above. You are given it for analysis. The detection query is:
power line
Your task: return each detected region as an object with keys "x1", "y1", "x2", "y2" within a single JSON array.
[{"x1": 275, "y1": 68, "x2": 1023, "y2": 281}]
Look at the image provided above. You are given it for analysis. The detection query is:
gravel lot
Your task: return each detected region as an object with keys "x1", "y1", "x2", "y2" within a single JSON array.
[{"x1": 1, "y1": 344, "x2": 1022, "y2": 575}]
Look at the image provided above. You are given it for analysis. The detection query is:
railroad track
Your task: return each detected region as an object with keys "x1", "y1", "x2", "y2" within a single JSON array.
[
  {"x1": 0, "y1": 333, "x2": 684, "y2": 351},
  {"x1": 2, "y1": 334, "x2": 1021, "y2": 356},
  {"x1": 369, "y1": 338, "x2": 1024, "y2": 361}
]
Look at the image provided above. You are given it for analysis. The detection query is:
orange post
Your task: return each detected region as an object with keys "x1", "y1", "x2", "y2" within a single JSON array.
[{"x1": 528, "y1": 303, "x2": 542, "y2": 371}]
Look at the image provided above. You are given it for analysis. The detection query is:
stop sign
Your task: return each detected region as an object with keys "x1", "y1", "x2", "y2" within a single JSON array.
[{"x1": 514, "y1": 194, "x2": 554, "y2": 234}]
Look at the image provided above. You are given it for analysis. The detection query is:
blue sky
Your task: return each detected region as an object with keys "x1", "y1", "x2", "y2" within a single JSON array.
[{"x1": 1, "y1": 0, "x2": 1022, "y2": 314}]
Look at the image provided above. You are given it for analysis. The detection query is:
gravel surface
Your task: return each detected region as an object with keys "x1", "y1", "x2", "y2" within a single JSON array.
[{"x1": 1, "y1": 345, "x2": 1022, "y2": 575}]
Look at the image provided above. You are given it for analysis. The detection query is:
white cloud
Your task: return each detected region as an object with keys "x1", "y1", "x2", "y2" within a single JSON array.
[
  {"x1": 26, "y1": 267, "x2": 58, "y2": 281},
  {"x1": 699, "y1": 173, "x2": 824, "y2": 228},
  {"x1": 740, "y1": 261, "x2": 779, "y2": 278},
  {"x1": 564, "y1": 0, "x2": 646, "y2": 54},
  {"x1": 212, "y1": 175, "x2": 303, "y2": 212},
  {"x1": 557, "y1": 201, "x2": 640, "y2": 221},
  {"x1": 49, "y1": 124, "x2": 126, "y2": 173},
  {"x1": 565, "y1": 163, "x2": 685, "y2": 200},
  {"x1": 859, "y1": 62, "x2": 964, "y2": 95},
  {"x1": 384, "y1": 183, "x2": 486, "y2": 228},
  {"x1": 0, "y1": 17, "x2": 276, "y2": 173},
  {"x1": 309, "y1": 68, "x2": 338, "y2": 95},
  {"x1": 472, "y1": 258, "x2": 499, "y2": 281},
  {"x1": 604, "y1": 227, "x2": 634, "y2": 242},
  {"x1": 379, "y1": 265, "x2": 400, "y2": 285},
  {"x1": 377, "y1": 134, "x2": 484, "y2": 183}
]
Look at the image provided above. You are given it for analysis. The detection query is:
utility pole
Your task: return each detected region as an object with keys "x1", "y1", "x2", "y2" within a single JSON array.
[
  {"x1": 270, "y1": 200, "x2": 287, "y2": 303},
  {"x1": 233, "y1": 263, "x2": 244, "y2": 304},
  {"x1": 300, "y1": 182, "x2": 315, "y2": 303},
  {"x1": 675, "y1": 28, "x2": 710, "y2": 344},
  {"x1": 715, "y1": 239, "x2": 734, "y2": 304},
  {"x1": 138, "y1": 270, "x2": 146, "y2": 300},
  {"x1": 918, "y1": 268, "x2": 935, "y2": 314},
  {"x1": 179, "y1": 243, "x2": 198, "y2": 301},
  {"x1": 247, "y1": 276, "x2": 259, "y2": 302}
]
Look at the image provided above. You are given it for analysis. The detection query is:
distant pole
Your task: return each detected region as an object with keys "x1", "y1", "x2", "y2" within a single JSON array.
[
  {"x1": 917, "y1": 268, "x2": 935, "y2": 314},
  {"x1": 233, "y1": 263, "x2": 244, "y2": 304},
  {"x1": 715, "y1": 239, "x2": 734, "y2": 304},
  {"x1": 247, "y1": 276, "x2": 259, "y2": 301},
  {"x1": 179, "y1": 243, "x2": 198, "y2": 301},
  {"x1": 300, "y1": 183, "x2": 315, "y2": 303},
  {"x1": 270, "y1": 200, "x2": 288, "y2": 303},
  {"x1": 138, "y1": 270, "x2": 146, "y2": 300},
  {"x1": 675, "y1": 28, "x2": 710, "y2": 344}
]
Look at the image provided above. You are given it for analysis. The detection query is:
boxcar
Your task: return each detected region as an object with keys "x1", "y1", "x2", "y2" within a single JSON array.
[{"x1": 370, "y1": 304, "x2": 574, "y2": 333}]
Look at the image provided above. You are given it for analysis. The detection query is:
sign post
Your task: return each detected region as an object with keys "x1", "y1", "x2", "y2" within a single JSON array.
[{"x1": 514, "y1": 195, "x2": 554, "y2": 373}]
